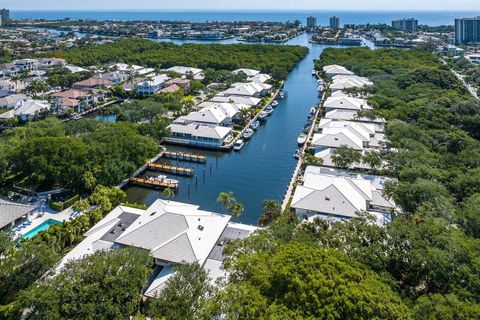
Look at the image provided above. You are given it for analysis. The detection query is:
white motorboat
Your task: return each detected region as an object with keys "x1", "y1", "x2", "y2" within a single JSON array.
[
  {"x1": 297, "y1": 133, "x2": 307, "y2": 145},
  {"x1": 310, "y1": 106, "x2": 317, "y2": 115},
  {"x1": 258, "y1": 111, "x2": 268, "y2": 121},
  {"x1": 265, "y1": 106, "x2": 274, "y2": 115},
  {"x1": 271, "y1": 100, "x2": 279, "y2": 107},
  {"x1": 233, "y1": 139, "x2": 245, "y2": 151},
  {"x1": 149, "y1": 174, "x2": 179, "y2": 186},
  {"x1": 250, "y1": 120, "x2": 260, "y2": 130},
  {"x1": 242, "y1": 128, "x2": 254, "y2": 139},
  {"x1": 293, "y1": 149, "x2": 301, "y2": 159},
  {"x1": 312, "y1": 70, "x2": 316, "y2": 76}
]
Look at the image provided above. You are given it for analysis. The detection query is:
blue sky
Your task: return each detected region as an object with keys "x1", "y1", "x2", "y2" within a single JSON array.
[{"x1": 4, "y1": 0, "x2": 480, "y2": 11}]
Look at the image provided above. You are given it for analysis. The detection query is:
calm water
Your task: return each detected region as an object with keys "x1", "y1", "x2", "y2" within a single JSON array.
[
  {"x1": 12, "y1": 10, "x2": 480, "y2": 26},
  {"x1": 125, "y1": 34, "x2": 366, "y2": 225}
]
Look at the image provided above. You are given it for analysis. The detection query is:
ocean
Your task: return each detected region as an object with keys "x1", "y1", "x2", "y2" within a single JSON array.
[{"x1": 10, "y1": 10, "x2": 480, "y2": 26}]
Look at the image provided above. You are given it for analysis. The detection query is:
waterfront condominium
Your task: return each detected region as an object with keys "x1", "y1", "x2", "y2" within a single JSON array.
[
  {"x1": 455, "y1": 17, "x2": 480, "y2": 46},
  {"x1": 391, "y1": 18, "x2": 418, "y2": 33},
  {"x1": 329, "y1": 16, "x2": 340, "y2": 29},
  {"x1": 307, "y1": 16, "x2": 317, "y2": 30}
]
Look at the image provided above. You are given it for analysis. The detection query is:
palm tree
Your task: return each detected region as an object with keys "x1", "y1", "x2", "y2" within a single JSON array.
[
  {"x1": 258, "y1": 200, "x2": 282, "y2": 226},
  {"x1": 216, "y1": 192, "x2": 233, "y2": 213},
  {"x1": 228, "y1": 199, "x2": 244, "y2": 218},
  {"x1": 163, "y1": 187, "x2": 175, "y2": 199}
]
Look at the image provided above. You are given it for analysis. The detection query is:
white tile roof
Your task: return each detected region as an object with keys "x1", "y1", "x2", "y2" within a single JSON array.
[
  {"x1": 323, "y1": 65, "x2": 355, "y2": 76},
  {"x1": 0, "y1": 199, "x2": 35, "y2": 229},
  {"x1": 14, "y1": 99, "x2": 50, "y2": 117},
  {"x1": 166, "y1": 66, "x2": 203, "y2": 75},
  {"x1": 169, "y1": 123, "x2": 232, "y2": 139},
  {"x1": 232, "y1": 68, "x2": 260, "y2": 77},
  {"x1": 211, "y1": 95, "x2": 262, "y2": 106},
  {"x1": 291, "y1": 166, "x2": 395, "y2": 219},
  {"x1": 324, "y1": 96, "x2": 372, "y2": 111}
]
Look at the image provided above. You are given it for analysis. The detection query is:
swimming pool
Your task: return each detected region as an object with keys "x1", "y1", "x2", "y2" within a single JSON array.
[{"x1": 22, "y1": 219, "x2": 63, "y2": 239}]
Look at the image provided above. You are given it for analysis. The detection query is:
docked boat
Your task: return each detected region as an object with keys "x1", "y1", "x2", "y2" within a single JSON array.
[
  {"x1": 271, "y1": 100, "x2": 279, "y2": 107},
  {"x1": 310, "y1": 106, "x2": 317, "y2": 115},
  {"x1": 297, "y1": 133, "x2": 307, "y2": 145},
  {"x1": 318, "y1": 85, "x2": 323, "y2": 92},
  {"x1": 265, "y1": 106, "x2": 274, "y2": 115},
  {"x1": 250, "y1": 120, "x2": 260, "y2": 130},
  {"x1": 303, "y1": 125, "x2": 311, "y2": 134},
  {"x1": 242, "y1": 128, "x2": 254, "y2": 140},
  {"x1": 224, "y1": 134, "x2": 234, "y2": 144},
  {"x1": 312, "y1": 70, "x2": 316, "y2": 76},
  {"x1": 293, "y1": 149, "x2": 301, "y2": 159},
  {"x1": 258, "y1": 111, "x2": 268, "y2": 121},
  {"x1": 233, "y1": 139, "x2": 245, "y2": 151},
  {"x1": 279, "y1": 91, "x2": 286, "y2": 99},
  {"x1": 149, "y1": 175, "x2": 179, "y2": 186}
]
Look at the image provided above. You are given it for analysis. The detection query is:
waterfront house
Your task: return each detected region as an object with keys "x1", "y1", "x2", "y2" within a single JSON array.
[
  {"x1": 0, "y1": 199, "x2": 35, "y2": 231},
  {"x1": 56, "y1": 199, "x2": 257, "y2": 296},
  {"x1": 312, "y1": 120, "x2": 386, "y2": 150},
  {"x1": 224, "y1": 82, "x2": 271, "y2": 98},
  {"x1": 322, "y1": 65, "x2": 355, "y2": 76},
  {"x1": 248, "y1": 73, "x2": 272, "y2": 84},
  {"x1": 323, "y1": 95, "x2": 372, "y2": 112},
  {"x1": 324, "y1": 109, "x2": 386, "y2": 124},
  {"x1": 329, "y1": 75, "x2": 373, "y2": 92},
  {"x1": 175, "y1": 106, "x2": 230, "y2": 126},
  {"x1": 232, "y1": 68, "x2": 261, "y2": 77},
  {"x1": 168, "y1": 123, "x2": 232, "y2": 148},
  {"x1": 291, "y1": 166, "x2": 395, "y2": 223},
  {"x1": 137, "y1": 74, "x2": 169, "y2": 95},
  {"x1": 210, "y1": 95, "x2": 262, "y2": 107}
]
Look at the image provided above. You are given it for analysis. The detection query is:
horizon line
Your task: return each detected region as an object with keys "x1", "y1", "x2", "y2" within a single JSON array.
[{"x1": 9, "y1": 9, "x2": 480, "y2": 13}]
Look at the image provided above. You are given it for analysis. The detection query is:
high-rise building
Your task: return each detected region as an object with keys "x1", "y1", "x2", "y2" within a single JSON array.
[
  {"x1": 391, "y1": 18, "x2": 418, "y2": 32},
  {"x1": 307, "y1": 16, "x2": 317, "y2": 30},
  {"x1": 0, "y1": 9, "x2": 9, "y2": 26},
  {"x1": 455, "y1": 17, "x2": 480, "y2": 46},
  {"x1": 329, "y1": 16, "x2": 340, "y2": 29}
]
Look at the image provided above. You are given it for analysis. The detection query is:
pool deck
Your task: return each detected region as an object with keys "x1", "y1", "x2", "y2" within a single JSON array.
[{"x1": 14, "y1": 198, "x2": 74, "y2": 239}]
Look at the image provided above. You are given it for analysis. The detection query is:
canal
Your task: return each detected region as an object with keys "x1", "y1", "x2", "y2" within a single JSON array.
[{"x1": 125, "y1": 33, "x2": 369, "y2": 225}]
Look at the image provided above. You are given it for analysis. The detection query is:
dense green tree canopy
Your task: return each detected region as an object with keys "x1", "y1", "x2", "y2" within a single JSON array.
[{"x1": 42, "y1": 39, "x2": 308, "y2": 79}]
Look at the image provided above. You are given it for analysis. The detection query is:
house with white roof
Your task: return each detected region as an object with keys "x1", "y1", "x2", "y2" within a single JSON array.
[
  {"x1": 0, "y1": 199, "x2": 35, "y2": 231},
  {"x1": 248, "y1": 73, "x2": 271, "y2": 84},
  {"x1": 224, "y1": 82, "x2": 271, "y2": 97},
  {"x1": 311, "y1": 120, "x2": 386, "y2": 150},
  {"x1": 175, "y1": 105, "x2": 232, "y2": 126},
  {"x1": 291, "y1": 166, "x2": 395, "y2": 223},
  {"x1": 232, "y1": 68, "x2": 260, "y2": 77},
  {"x1": 110, "y1": 63, "x2": 146, "y2": 75},
  {"x1": 329, "y1": 75, "x2": 373, "y2": 92},
  {"x1": 323, "y1": 95, "x2": 372, "y2": 112},
  {"x1": 57, "y1": 199, "x2": 257, "y2": 296},
  {"x1": 211, "y1": 95, "x2": 262, "y2": 107},
  {"x1": 0, "y1": 93, "x2": 27, "y2": 109},
  {"x1": 165, "y1": 66, "x2": 204, "y2": 80},
  {"x1": 0, "y1": 99, "x2": 50, "y2": 121},
  {"x1": 322, "y1": 65, "x2": 355, "y2": 76},
  {"x1": 324, "y1": 109, "x2": 385, "y2": 124},
  {"x1": 137, "y1": 74, "x2": 169, "y2": 95},
  {"x1": 168, "y1": 122, "x2": 232, "y2": 148},
  {"x1": 65, "y1": 65, "x2": 87, "y2": 73},
  {"x1": 96, "y1": 71, "x2": 129, "y2": 85}
]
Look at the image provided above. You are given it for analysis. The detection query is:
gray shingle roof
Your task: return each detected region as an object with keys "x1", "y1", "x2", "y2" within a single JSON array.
[{"x1": 0, "y1": 199, "x2": 35, "y2": 229}]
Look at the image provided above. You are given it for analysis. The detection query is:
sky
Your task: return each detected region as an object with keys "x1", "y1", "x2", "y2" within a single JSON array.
[{"x1": 4, "y1": 0, "x2": 480, "y2": 11}]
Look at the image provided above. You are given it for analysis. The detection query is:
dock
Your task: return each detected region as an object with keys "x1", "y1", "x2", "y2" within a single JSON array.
[
  {"x1": 162, "y1": 151, "x2": 207, "y2": 163},
  {"x1": 129, "y1": 177, "x2": 178, "y2": 189},
  {"x1": 148, "y1": 163, "x2": 194, "y2": 176}
]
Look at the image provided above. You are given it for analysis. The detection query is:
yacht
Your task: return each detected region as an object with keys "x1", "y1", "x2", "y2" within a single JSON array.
[
  {"x1": 297, "y1": 133, "x2": 307, "y2": 145},
  {"x1": 233, "y1": 139, "x2": 245, "y2": 151},
  {"x1": 265, "y1": 106, "x2": 274, "y2": 115},
  {"x1": 242, "y1": 128, "x2": 254, "y2": 140},
  {"x1": 250, "y1": 120, "x2": 260, "y2": 130},
  {"x1": 258, "y1": 111, "x2": 268, "y2": 121},
  {"x1": 271, "y1": 100, "x2": 279, "y2": 107}
]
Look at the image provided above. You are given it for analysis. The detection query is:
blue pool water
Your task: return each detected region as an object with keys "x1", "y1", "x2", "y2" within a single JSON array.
[{"x1": 22, "y1": 219, "x2": 63, "y2": 239}]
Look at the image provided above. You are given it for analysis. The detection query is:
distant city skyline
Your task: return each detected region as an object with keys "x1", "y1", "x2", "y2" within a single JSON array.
[{"x1": 3, "y1": 0, "x2": 480, "y2": 11}]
